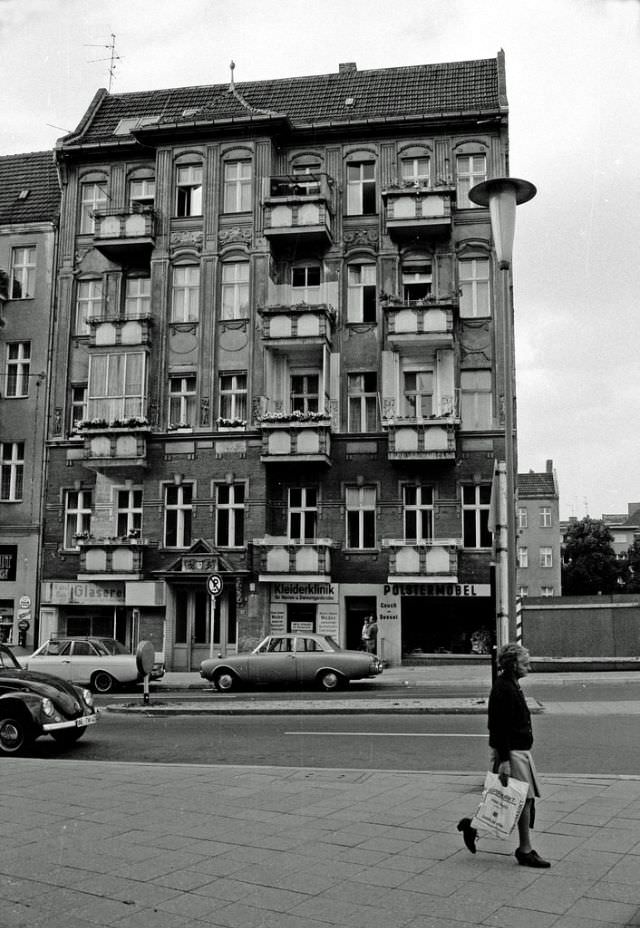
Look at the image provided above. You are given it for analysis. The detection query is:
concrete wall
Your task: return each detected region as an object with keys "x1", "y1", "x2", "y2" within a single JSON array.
[{"x1": 522, "y1": 595, "x2": 640, "y2": 657}]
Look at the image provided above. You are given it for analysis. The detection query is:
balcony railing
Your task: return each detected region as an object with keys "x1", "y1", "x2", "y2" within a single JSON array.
[
  {"x1": 259, "y1": 412, "x2": 332, "y2": 464},
  {"x1": 381, "y1": 184, "x2": 455, "y2": 240},
  {"x1": 76, "y1": 535, "x2": 149, "y2": 578},
  {"x1": 92, "y1": 207, "x2": 156, "y2": 262},
  {"x1": 382, "y1": 410, "x2": 458, "y2": 461},
  {"x1": 382, "y1": 298, "x2": 454, "y2": 346},
  {"x1": 253, "y1": 536, "x2": 333, "y2": 580},
  {"x1": 382, "y1": 538, "x2": 460, "y2": 581},
  {"x1": 258, "y1": 302, "x2": 336, "y2": 342},
  {"x1": 263, "y1": 174, "x2": 334, "y2": 247},
  {"x1": 86, "y1": 314, "x2": 153, "y2": 348},
  {"x1": 76, "y1": 419, "x2": 151, "y2": 470}
]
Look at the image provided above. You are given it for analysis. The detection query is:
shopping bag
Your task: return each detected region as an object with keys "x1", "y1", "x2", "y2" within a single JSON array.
[{"x1": 470, "y1": 771, "x2": 529, "y2": 840}]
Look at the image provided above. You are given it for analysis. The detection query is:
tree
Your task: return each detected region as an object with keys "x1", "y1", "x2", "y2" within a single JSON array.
[
  {"x1": 619, "y1": 537, "x2": 640, "y2": 592},
  {"x1": 562, "y1": 517, "x2": 620, "y2": 594}
]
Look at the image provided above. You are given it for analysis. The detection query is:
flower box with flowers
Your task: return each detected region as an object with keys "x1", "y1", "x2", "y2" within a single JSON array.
[
  {"x1": 216, "y1": 417, "x2": 247, "y2": 431},
  {"x1": 258, "y1": 410, "x2": 331, "y2": 427},
  {"x1": 78, "y1": 416, "x2": 150, "y2": 432},
  {"x1": 168, "y1": 423, "x2": 192, "y2": 433}
]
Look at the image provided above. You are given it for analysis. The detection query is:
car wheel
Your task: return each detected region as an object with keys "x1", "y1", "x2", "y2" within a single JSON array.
[
  {"x1": 0, "y1": 713, "x2": 32, "y2": 755},
  {"x1": 91, "y1": 670, "x2": 115, "y2": 694},
  {"x1": 213, "y1": 670, "x2": 237, "y2": 692},
  {"x1": 318, "y1": 670, "x2": 342, "y2": 691},
  {"x1": 52, "y1": 728, "x2": 86, "y2": 746}
]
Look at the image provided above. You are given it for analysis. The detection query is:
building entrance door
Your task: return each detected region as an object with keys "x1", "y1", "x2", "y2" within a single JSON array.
[
  {"x1": 173, "y1": 588, "x2": 210, "y2": 671},
  {"x1": 345, "y1": 596, "x2": 377, "y2": 651}
]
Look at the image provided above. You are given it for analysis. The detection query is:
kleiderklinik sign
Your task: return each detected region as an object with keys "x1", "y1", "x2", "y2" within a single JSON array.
[{"x1": 272, "y1": 582, "x2": 338, "y2": 603}]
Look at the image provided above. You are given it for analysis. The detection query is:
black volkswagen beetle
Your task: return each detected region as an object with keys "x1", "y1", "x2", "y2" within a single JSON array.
[{"x1": 0, "y1": 644, "x2": 98, "y2": 755}]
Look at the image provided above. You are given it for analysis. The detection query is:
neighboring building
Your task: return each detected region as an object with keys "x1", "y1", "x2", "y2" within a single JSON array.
[
  {"x1": 517, "y1": 460, "x2": 561, "y2": 598},
  {"x1": 600, "y1": 505, "x2": 640, "y2": 558},
  {"x1": 42, "y1": 54, "x2": 514, "y2": 667},
  {"x1": 0, "y1": 151, "x2": 60, "y2": 647}
]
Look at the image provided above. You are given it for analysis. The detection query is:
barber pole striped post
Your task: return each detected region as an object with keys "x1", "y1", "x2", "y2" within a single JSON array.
[{"x1": 515, "y1": 596, "x2": 523, "y2": 645}]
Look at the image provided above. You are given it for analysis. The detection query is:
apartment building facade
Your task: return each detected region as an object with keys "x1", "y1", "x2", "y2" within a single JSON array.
[
  {"x1": 516, "y1": 460, "x2": 561, "y2": 598},
  {"x1": 0, "y1": 151, "x2": 59, "y2": 647},
  {"x1": 42, "y1": 55, "x2": 513, "y2": 667}
]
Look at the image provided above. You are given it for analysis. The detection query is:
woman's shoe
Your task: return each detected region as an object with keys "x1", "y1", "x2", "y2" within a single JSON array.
[
  {"x1": 457, "y1": 817, "x2": 477, "y2": 854},
  {"x1": 515, "y1": 848, "x2": 550, "y2": 868}
]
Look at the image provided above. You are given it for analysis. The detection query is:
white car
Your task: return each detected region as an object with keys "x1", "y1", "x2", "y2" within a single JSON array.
[{"x1": 25, "y1": 637, "x2": 144, "y2": 693}]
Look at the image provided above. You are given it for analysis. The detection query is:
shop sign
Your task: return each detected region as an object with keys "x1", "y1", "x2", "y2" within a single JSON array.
[
  {"x1": 383, "y1": 583, "x2": 491, "y2": 598},
  {"x1": 42, "y1": 581, "x2": 125, "y2": 605},
  {"x1": 272, "y1": 582, "x2": 338, "y2": 603},
  {"x1": 0, "y1": 546, "x2": 17, "y2": 581},
  {"x1": 317, "y1": 608, "x2": 339, "y2": 638}
]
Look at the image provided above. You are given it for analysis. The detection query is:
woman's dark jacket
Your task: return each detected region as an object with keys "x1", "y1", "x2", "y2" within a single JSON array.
[{"x1": 488, "y1": 672, "x2": 533, "y2": 762}]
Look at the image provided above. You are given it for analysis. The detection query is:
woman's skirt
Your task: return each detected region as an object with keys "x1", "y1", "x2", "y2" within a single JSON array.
[{"x1": 490, "y1": 747, "x2": 541, "y2": 798}]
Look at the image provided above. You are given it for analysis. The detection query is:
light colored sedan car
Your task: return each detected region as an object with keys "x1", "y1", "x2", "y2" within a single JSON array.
[
  {"x1": 200, "y1": 633, "x2": 383, "y2": 692},
  {"x1": 24, "y1": 637, "x2": 143, "y2": 694}
]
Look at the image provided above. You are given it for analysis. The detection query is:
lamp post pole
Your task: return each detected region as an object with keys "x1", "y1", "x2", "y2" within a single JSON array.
[{"x1": 468, "y1": 177, "x2": 536, "y2": 648}]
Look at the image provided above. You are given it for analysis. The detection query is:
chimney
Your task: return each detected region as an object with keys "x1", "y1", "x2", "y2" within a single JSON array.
[
  {"x1": 546, "y1": 459, "x2": 553, "y2": 473},
  {"x1": 339, "y1": 62, "x2": 357, "y2": 73}
]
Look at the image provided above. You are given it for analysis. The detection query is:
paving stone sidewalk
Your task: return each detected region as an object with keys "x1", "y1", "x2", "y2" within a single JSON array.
[{"x1": 2, "y1": 758, "x2": 640, "y2": 928}]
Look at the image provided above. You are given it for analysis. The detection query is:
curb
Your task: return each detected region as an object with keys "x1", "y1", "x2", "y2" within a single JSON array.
[{"x1": 104, "y1": 698, "x2": 544, "y2": 716}]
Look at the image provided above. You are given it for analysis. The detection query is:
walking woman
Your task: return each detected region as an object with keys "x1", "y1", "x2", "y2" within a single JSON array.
[{"x1": 457, "y1": 642, "x2": 550, "y2": 868}]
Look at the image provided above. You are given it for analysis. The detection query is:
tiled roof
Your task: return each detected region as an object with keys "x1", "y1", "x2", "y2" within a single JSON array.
[
  {"x1": 62, "y1": 57, "x2": 503, "y2": 147},
  {"x1": 0, "y1": 151, "x2": 60, "y2": 225},
  {"x1": 518, "y1": 473, "x2": 557, "y2": 499}
]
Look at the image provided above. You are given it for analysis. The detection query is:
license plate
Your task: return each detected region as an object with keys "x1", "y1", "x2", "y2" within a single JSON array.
[{"x1": 77, "y1": 715, "x2": 97, "y2": 727}]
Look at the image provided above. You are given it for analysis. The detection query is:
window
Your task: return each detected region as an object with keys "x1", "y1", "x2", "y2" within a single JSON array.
[
  {"x1": 456, "y1": 154, "x2": 486, "y2": 208},
  {"x1": 517, "y1": 507, "x2": 528, "y2": 530},
  {"x1": 402, "y1": 263, "x2": 432, "y2": 301},
  {"x1": 539, "y1": 506, "x2": 552, "y2": 528},
  {"x1": 64, "y1": 489, "x2": 92, "y2": 547},
  {"x1": 460, "y1": 370, "x2": 492, "y2": 429},
  {"x1": 346, "y1": 161, "x2": 376, "y2": 215},
  {"x1": 87, "y1": 351, "x2": 145, "y2": 421},
  {"x1": 176, "y1": 165, "x2": 202, "y2": 216},
  {"x1": 403, "y1": 370, "x2": 433, "y2": 419},
  {"x1": 348, "y1": 372, "x2": 377, "y2": 432},
  {"x1": 164, "y1": 483, "x2": 193, "y2": 547},
  {"x1": 290, "y1": 373, "x2": 319, "y2": 413},
  {"x1": 291, "y1": 264, "x2": 321, "y2": 302},
  {"x1": 288, "y1": 487, "x2": 318, "y2": 542},
  {"x1": 403, "y1": 485, "x2": 433, "y2": 543},
  {"x1": 400, "y1": 156, "x2": 430, "y2": 186},
  {"x1": 218, "y1": 372, "x2": 247, "y2": 423},
  {"x1": 70, "y1": 384, "x2": 87, "y2": 431},
  {"x1": 116, "y1": 488, "x2": 142, "y2": 536},
  {"x1": 462, "y1": 484, "x2": 492, "y2": 548},
  {"x1": 459, "y1": 258, "x2": 490, "y2": 317},
  {"x1": 221, "y1": 262, "x2": 249, "y2": 319},
  {"x1": 6, "y1": 342, "x2": 30, "y2": 397},
  {"x1": 75, "y1": 279, "x2": 103, "y2": 334},
  {"x1": 171, "y1": 266, "x2": 200, "y2": 322},
  {"x1": 124, "y1": 276, "x2": 150, "y2": 317},
  {"x1": 80, "y1": 181, "x2": 108, "y2": 233},
  {"x1": 0, "y1": 442, "x2": 24, "y2": 501},
  {"x1": 292, "y1": 163, "x2": 322, "y2": 194},
  {"x1": 540, "y1": 547, "x2": 553, "y2": 568},
  {"x1": 346, "y1": 486, "x2": 376, "y2": 549},
  {"x1": 216, "y1": 483, "x2": 245, "y2": 547},
  {"x1": 10, "y1": 247, "x2": 35, "y2": 299},
  {"x1": 541, "y1": 586, "x2": 554, "y2": 597},
  {"x1": 347, "y1": 263, "x2": 376, "y2": 323},
  {"x1": 517, "y1": 547, "x2": 529, "y2": 569},
  {"x1": 518, "y1": 586, "x2": 529, "y2": 598},
  {"x1": 169, "y1": 374, "x2": 196, "y2": 427},
  {"x1": 128, "y1": 178, "x2": 155, "y2": 211},
  {"x1": 223, "y1": 160, "x2": 252, "y2": 213}
]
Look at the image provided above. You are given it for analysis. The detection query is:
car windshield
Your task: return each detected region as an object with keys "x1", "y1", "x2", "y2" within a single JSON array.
[{"x1": 0, "y1": 646, "x2": 22, "y2": 669}]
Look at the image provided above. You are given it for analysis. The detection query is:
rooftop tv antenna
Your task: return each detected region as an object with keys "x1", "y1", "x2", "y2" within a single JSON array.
[{"x1": 85, "y1": 33, "x2": 121, "y2": 92}]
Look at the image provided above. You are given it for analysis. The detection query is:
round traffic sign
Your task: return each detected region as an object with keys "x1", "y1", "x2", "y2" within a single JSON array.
[{"x1": 207, "y1": 573, "x2": 223, "y2": 597}]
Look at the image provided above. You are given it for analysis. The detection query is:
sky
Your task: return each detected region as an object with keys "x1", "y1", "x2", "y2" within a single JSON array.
[{"x1": 1, "y1": 0, "x2": 638, "y2": 520}]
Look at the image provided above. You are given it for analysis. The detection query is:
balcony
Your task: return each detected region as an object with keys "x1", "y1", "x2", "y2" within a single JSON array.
[
  {"x1": 263, "y1": 174, "x2": 334, "y2": 248},
  {"x1": 382, "y1": 415, "x2": 458, "y2": 461},
  {"x1": 381, "y1": 184, "x2": 454, "y2": 240},
  {"x1": 258, "y1": 303, "x2": 335, "y2": 344},
  {"x1": 76, "y1": 535, "x2": 148, "y2": 579},
  {"x1": 253, "y1": 536, "x2": 333, "y2": 582},
  {"x1": 382, "y1": 538, "x2": 460, "y2": 582},
  {"x1": 382, "y1": 298, "x2": 454, "y2": 349},
  {"x1": 93, "y1": 208, "x2": 156, "y2": 263},
  {"x1": 77, "y1": 419, "x2": 151, "y2": 470},
  {"x1": 87, "y1": 314, "x2": 153, "y2": 348},
  {"x1": 259, "y1": 413, "x2": 331, "y2": 464}
]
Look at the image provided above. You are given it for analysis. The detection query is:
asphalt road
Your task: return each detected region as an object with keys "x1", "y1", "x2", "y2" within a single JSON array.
[{"x1": 25, "y1": 702, "x2": 640, "y2": 776}]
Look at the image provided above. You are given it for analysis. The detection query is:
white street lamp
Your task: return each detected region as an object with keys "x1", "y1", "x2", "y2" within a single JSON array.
[{"x1": 468, "y1": 177, "x2": 537, "y2": 648}]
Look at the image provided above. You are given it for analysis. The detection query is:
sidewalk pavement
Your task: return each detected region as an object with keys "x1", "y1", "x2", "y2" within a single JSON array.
[{"x1": 3, "y1": 758, "x2": 640, "y2": 928}]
